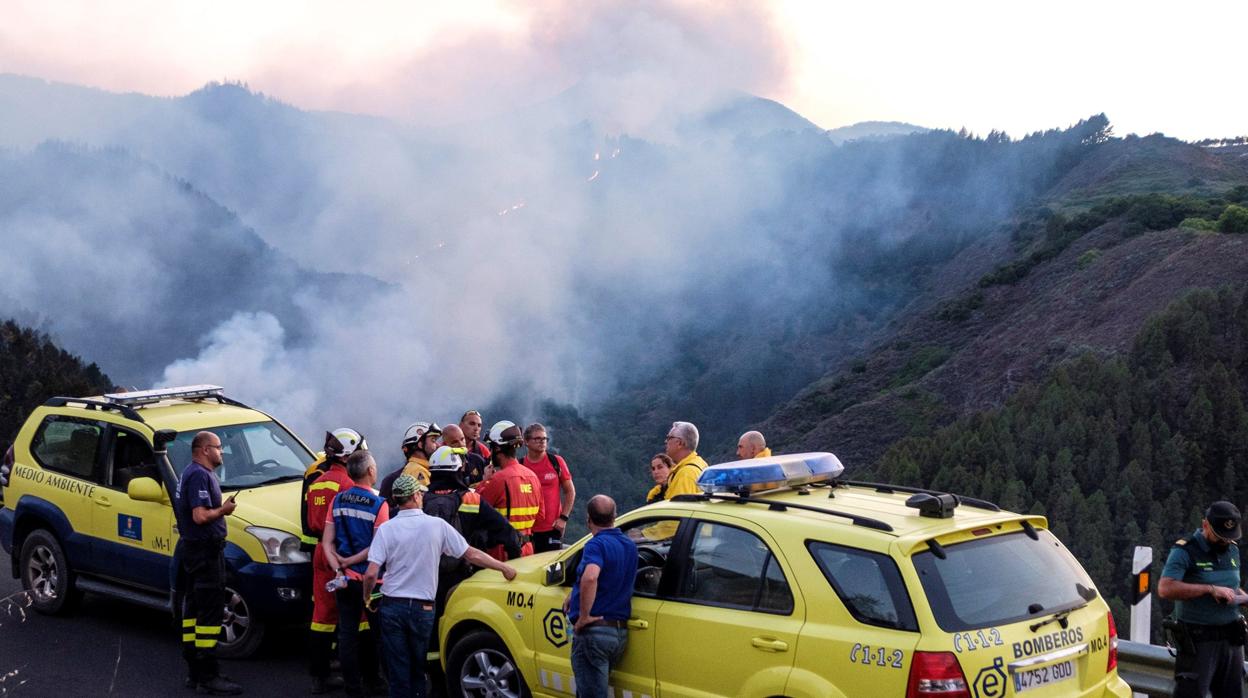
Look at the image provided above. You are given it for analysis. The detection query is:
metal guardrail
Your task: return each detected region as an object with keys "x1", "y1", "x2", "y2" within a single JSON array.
[
  {"x1": 1118, "y1": 639, "x2": 1248, "y2": 697},
  {"x1": 1118, "y1": 640, "x2": 1175, "y2": 697}
]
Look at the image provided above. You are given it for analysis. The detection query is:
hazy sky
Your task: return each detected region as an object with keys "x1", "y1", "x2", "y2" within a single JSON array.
[{"x1": 1, "y1": 0, "x2": 1243, "y2": 141}]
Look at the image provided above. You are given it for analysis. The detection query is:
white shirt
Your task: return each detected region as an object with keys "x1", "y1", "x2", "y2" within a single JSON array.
[{"x1": 368, "y1": 508, "x2": 469, "y2": 600}]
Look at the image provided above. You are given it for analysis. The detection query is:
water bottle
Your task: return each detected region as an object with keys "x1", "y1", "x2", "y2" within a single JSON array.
[{"x1": 326, "y1": 574, "x2": 349, "y2": 593}]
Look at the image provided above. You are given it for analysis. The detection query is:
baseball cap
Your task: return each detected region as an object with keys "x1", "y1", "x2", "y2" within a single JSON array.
[
  {"x1": 392, "y1": 473, "x2": 428, "y2": 498},
  {"x1": 1206, "y1": 501, "x2": 1242, "y2": 541}
]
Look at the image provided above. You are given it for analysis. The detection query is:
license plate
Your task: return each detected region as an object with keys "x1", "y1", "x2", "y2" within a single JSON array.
[{"x1": 1012, "y1": 660, "x2": 1075, "y2": 693}]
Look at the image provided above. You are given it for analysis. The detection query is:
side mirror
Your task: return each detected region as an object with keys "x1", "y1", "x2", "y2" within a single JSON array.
[
  {"x1": 152, "y1": 429, "x2": 178, "y2": 454},
  {"x1": 544, "y1": 560, "x2": 565, "y2": 586},
  {"x1": 128, "y1": 476, "x2": 165, "y2": 503}
]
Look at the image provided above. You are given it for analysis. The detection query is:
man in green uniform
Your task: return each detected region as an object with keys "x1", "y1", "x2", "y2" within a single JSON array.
[{"x1": 1158, "y1": 501, "x2": 1246, "y2": 698}]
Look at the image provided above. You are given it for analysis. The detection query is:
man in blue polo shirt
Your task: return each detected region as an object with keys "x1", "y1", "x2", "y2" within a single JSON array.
[
  {"x1": 563, "y1": 495, "x2": 637, "y2": 698},
  {"x1": 173, "y1": 431, "x2": 242, "y2": 696},
  {"x1": 1158, "y1": 501, "x2": 1247, "y2": 698}
]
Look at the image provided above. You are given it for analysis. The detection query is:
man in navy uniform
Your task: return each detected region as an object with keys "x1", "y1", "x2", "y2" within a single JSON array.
[
  {"x1": 1158, "y1": 501, "x2": 1247, "y2": 698},
  {"x1": 173, "y1": 431, "x2": 242, "y2": 695}
]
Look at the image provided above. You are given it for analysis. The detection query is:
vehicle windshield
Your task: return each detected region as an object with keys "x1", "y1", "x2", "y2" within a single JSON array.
[
  {"x1": 912, "y1": 529, "x2": 1095, "y2": 632},
  {"x1": 168, "y1": 421, "x2": 313, "y2": 490}
]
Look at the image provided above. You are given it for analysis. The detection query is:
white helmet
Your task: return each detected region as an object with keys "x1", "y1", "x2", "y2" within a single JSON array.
[
  {"x1": 325, "y1": 428, "x2": 366, "y2": 459},
  {"x1": 428, "y1": 445, "x2": 467, "y2": 472},
  {"x1": 487, "y1": 420, "x2": 523, "y2": 449},
  {"x1": 402, "y1": 421, "x2": 441, "y2": 449}
]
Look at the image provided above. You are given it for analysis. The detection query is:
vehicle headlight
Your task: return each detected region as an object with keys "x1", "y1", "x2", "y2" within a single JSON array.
[{"x1": 246, "y1": 526, "x2": 310, "y2": 564}]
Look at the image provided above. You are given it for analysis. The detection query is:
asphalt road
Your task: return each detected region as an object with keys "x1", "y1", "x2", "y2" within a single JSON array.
[{"x1": 0, "y1": 556, "x2": 310, "y2": 697}]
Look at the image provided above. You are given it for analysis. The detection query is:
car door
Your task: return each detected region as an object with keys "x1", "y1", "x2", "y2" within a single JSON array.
[
  {"x1": 531, "y1": 515, "x2": 687, "y2": 698},
  {"x1": 91, "y1": 426, "x2": 175, "y2": 590},
  {"x1": 27, "y1": 414, "x2": 108, "y2": 572},
  {"x1": 653, "y1": 515, "x2": 803, "y2": 698}
]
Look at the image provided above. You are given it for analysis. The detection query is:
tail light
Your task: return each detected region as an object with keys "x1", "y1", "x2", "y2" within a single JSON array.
[
  {"x1": 906, "y1": 651, "x2": 970, "y2": 698},
  {"x1": 1107, "y1": 611, "x2": 1119, "y2": 671}
]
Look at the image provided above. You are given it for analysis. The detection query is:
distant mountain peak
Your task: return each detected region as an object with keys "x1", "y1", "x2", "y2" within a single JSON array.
[{"x1": 826, "y1": 120, "x2": 930, "y2": 144}]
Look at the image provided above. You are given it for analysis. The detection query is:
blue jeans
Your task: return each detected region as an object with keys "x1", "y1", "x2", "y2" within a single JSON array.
[
  {"x1": 570, "y1": 626, "x2": 628, "y2": 698},
  {"x1": 379, "y1": 598, "x2": 435, "y2": 698}
]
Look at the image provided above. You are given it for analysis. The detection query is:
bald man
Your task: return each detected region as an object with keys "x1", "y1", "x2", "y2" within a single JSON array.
[
  {"x1": 563, "y1": 495, "x2": 637, "y2": 698},
  {"x1": 736, "y1": 431, "x2": 772, "y2": 460}
]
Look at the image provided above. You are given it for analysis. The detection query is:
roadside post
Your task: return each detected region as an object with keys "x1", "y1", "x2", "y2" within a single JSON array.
[{"x1": 1130, "y1": 546, "x2": 1152, "y2": 698}]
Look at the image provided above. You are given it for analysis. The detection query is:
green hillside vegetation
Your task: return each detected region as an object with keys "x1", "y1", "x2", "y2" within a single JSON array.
[
  {"x1": 0, "y1": 320, "x2": 113, "y2": 447},
  {"x1": 874, "y1": 286, "x2": 1248, "y2": 634},
  {"x1": 980, "y1": 187, "x2": 1248, "y2": 288}
]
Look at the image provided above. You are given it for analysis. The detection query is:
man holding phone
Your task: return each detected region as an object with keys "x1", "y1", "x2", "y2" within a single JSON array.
[{"x1": 173, "y1": 431, "x2": 241, "y2": 695}]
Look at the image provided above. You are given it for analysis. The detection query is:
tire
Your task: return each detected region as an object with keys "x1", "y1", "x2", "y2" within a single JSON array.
[
  {"x1": 19, "y1": 529, "x2": 81, "y2": 615},
  {"x1": 214, "y1": 585, "x2": 266, "y2": 658},
  {"x1": 446, "y1": 630, "x2": 530, "y2": 698}
]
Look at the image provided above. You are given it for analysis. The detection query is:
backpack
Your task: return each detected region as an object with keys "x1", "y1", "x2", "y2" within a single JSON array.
[{"x1": 424, "y1": 489, "x2": 469, "y2": 575}]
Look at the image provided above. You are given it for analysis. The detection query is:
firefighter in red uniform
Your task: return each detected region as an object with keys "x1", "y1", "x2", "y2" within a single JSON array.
[
  {"x1": 477, "y1": 421, "x2": 542, "y2": 559},
  {"x1": 305, "y1": 428, "x2": 366, "y2": 694}
]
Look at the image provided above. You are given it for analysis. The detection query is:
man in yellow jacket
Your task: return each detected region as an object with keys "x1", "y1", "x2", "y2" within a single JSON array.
[
  {"x1": 736, "y1": 430, "x2": 772, "y2": 460},
  {"x1": 663, "y1": 421, "x2": 708, "y2": 499}
]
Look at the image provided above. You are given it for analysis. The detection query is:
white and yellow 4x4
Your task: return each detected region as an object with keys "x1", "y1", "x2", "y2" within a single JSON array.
[
  {"x1": 0, "y1": 385, "x2": 314, "y2": 657},
  {"x1": 439, "y1": 452, "x2": 1131, "y2": 697}
]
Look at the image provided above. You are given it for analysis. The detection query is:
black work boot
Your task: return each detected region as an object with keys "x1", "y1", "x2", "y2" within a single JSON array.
[{"x1": 196, "y1": 675, "x2": 243, "y2": 695}]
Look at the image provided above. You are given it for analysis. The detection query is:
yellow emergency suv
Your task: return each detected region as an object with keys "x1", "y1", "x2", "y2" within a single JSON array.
[
  {"x1": 0, "y1": 385, "x2": 314, "y2": 657},
  {"x1": 439, "y1": 452, "x2": 1131, "y2": 697}
]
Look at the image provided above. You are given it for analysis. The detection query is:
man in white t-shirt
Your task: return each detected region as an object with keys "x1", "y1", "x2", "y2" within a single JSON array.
[{"x1": 362, "y1": 474, "x2": 516, "y2": 698}]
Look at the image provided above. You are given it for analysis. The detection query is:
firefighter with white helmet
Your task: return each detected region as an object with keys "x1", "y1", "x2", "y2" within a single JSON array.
[
  {"x1": 378, "y1": 421, "x2": 441, "y2": 512},
  {"x1": 477, "y1": 421, "x2": 543, "y2": 558},
  {"x1": 304, "y1": 427, "x2": 368, "y2": 693}
]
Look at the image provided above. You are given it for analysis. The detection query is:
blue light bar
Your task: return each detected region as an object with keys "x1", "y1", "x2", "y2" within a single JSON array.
[{"x1": 698, "y1": 452, "x2": 845, "y2": 494}]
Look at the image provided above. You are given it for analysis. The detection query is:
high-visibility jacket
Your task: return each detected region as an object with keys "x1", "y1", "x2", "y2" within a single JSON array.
[
  {"x1": 478, "y1": 459, "x2": 542, "y2": 540},
  {"x1": 664, "y1": 452, "x2": 708, "y2": 500},
  {"x1": 754, "y1": 448, "x2": 773, "y2": 459},
  {"x1": 331, "y1": 486, "x2": 387, "y2": 576},
  {"x1": 306, "y1": 463, "x2": 354, "y2": 540},
  {"x1": 299, "y1": 455, "x2": 330, "y2": 547},
  {"x1": 401, "y1": 455, "x2": 431, "y2": 487}
]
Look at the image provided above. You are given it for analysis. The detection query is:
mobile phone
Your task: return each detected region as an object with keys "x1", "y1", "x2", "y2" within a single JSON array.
[{"x1": 227, "y1": 492, "x2": 238, "y2": 502}]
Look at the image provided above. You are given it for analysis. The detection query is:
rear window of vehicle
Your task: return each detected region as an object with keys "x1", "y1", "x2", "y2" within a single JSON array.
[
  {"x1": 912, "y1": 529, "x2": 1096, "y2": 632},
  {"x1": 809, "y1": 542, "x2": 918, "y2": 631}
]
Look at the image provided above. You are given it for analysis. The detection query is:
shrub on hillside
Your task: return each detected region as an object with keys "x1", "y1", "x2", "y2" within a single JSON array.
[
  {"x1": 1077, "y1": 249, "x2": 1102, "y2": 268},
  {"x1": 1217, "y1": 204, "x2": 1248, "y2": 234},
  {"x1": 1178, "y1": 217, "x2": 1217, "y2": 232}
]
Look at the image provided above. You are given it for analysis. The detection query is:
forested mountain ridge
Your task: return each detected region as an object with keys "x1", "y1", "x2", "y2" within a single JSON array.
[
  {"x1": 756, "y1": 136, "x2": 1248, "y2": 472},
  {"x1": 0, "y1": 321, "x2": 112, "y2": 448},
  {"x1": 875, "y1": 286, "x2": 1248, "y2": 629}
]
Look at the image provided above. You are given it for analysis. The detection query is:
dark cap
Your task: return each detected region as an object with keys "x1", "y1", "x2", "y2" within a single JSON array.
[{"x1": 1206, "y1": 501, "x2": 1242, "y2": 541}]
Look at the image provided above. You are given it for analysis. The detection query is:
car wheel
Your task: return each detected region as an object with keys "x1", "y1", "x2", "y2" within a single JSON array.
[
  {"x1": 446, "y1": 630, "x2": 530, "y2": 698},
  {"x1": 19, "y1": 529, "x2": 80, "y2": 615},
  {"x1": 214, "y1": 585, "x2": 265, "y2": 658}
]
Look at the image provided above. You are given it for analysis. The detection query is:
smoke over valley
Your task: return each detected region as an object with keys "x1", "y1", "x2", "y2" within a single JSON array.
[{"x1": 0, "y1": 1, "x2": 1191, "y2": 488}]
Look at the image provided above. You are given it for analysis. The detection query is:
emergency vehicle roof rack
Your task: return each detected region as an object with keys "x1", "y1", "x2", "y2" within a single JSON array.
[
  {"x1": 669, "y1": 492, "x2": 894, "y2": 532},
  {"x1": 101, "y1": 385, "x2": 252, "y2": 410},
  {"x1": 43, "y1": 397, "x2": 143, "y2": 422},
  {"x1": 842, "y1": 480, "x2": 1000, "y2": 512}
]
